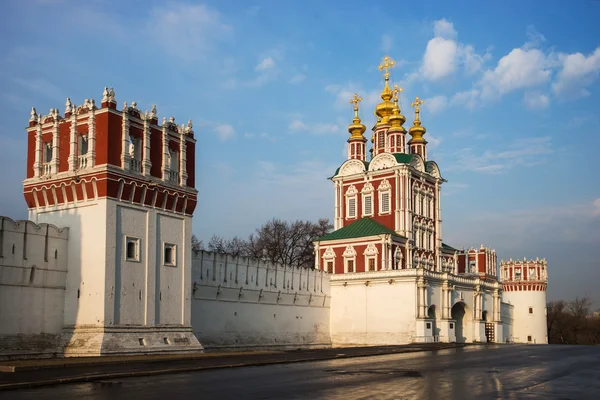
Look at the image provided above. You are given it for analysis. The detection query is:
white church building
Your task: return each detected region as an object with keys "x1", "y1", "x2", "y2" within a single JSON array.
[{"x1": 0, "y1": 65, "x2": 549, "y2": 359}]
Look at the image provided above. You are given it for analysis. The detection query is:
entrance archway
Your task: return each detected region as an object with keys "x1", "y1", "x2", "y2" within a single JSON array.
[
  {"x1": 427, "y1": 305, "x2": 438, "y2": 342},
  {"x1": 451, "y1": 302, "x2": 468, "y2": 343}
]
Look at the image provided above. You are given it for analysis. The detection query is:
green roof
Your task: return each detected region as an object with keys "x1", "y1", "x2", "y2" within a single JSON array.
[
  {"x1": 393, "y1": 153, "x2": 413, "y2": 164},
  {"x1": 441, "y1": 242, "x2": 459, "y2": 252},
  {"x1": 316, "y1": 218, "x2": 404, "y2": 242}
]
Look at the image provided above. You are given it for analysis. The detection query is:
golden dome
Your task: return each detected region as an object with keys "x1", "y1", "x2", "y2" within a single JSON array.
[
  {"x1": 388, "y1": 84, "x2": 406, "y2": 130},
  {"x1": 348, "y1": 94, "x2": 366, "y2": 140},
  {"x1": 374, "y1": 55, "x2": 396, "y2": 124},
  {"x1": 408, "y1": 96, "x2": 427, "y2": 142}
]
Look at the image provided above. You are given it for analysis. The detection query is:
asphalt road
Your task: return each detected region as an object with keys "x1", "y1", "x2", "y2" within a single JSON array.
[{"x1": 2, "y1": 345, "x2": 599, "y2": 399}]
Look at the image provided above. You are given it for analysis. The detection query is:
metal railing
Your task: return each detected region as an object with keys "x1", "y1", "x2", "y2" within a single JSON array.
[
  {"x1": 130, "y1": 158, "x2": 142, "y2": 173},
  {"x1": 168, "y1": 171, "x2": 179, "y2": 184},
  {"x1": 43, "y1": 163, "x2": 52, "y2": 175},
  {"x1": 78, "y1": 155, "x2": 88, "y2": 169}
]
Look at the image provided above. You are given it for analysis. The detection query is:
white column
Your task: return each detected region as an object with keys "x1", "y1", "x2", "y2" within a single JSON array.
[
  {"x1": 395, "y1": 171, "x2": 400, "y2": 232},
  {"x1": 68, "y1": 113, "x2": 77, "y2": 171},
  {"x1": 51, "y1": 117, "x2": 60, "y2": 174},
  {"x1": 179, "y1": 130, "x2": 187, "y2": 186},
  {"x1": 441, "y1": 285, "x2": 448, "y2": 319},
  {"x1": 334, "y1": 181, "x2": 340, "y2": 229},
  {"x1": 161, "y1": 124, "x2": 170, "y2": 181},
  {"x1": 34, "y1": 123, "x2": 42, "y2": 177},
  {"x1": 121, "y1": 106, "x2": 131, "y2": 171},
  {"x1": 87, "y1": 107, "x2": 96, "y2": 168},
  {"x1": 435, "y1": 181, "x2": 442, "y2": 271},
  {"x1": 142, "y1": 113, "x2": 152, "y2": 176}
]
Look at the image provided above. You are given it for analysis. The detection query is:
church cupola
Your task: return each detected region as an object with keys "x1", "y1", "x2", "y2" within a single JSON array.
[
  {"x1": 373, "y1": 56, "x2": 396, "y2": 157},
  {"x1": 347, "y1": 94, "x2": 367, "y2": 161},
  {"x1": 387, "y1": 84, "x2": 407, "y2": 154},
  {"x1": 408, "y1": 96, "x2": 428, "y2": 160}
]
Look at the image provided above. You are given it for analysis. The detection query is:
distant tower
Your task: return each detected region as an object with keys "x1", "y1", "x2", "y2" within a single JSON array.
[
  {"x1": 23, "y1": 89, "x2": 202, "y2": 355},
  {"x1": 500, "y1": 258, "x2": 548, "y2": 344}
]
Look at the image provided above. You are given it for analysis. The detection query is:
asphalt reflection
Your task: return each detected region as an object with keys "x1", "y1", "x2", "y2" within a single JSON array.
[{"x1": 2, "y1": 345, "x2": 600, "y2": 400}]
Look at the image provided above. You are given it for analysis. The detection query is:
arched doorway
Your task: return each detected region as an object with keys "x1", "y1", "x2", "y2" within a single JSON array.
[
  {"x1": 451, "y1": 302, "x2": 467, "y2": 343},
  {"x1": 427, "y1": 305, "x2": 438, "y2": 342}
]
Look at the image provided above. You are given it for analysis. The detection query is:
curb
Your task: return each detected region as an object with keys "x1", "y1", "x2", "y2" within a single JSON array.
[{"x1": 0, "y1": 344, "x2": 466, "y2": 391}]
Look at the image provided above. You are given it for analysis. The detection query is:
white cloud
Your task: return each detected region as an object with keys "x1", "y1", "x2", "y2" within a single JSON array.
[
  {"x1": 593, "y1": 198, "x2": 600, "y2": 217},
  {"x1": 421, "y1": 19, "x2": 488, "y2": 81},
  {"x1": 447, "y1": 136, "x2": 553, "y2": 174},
  {"x1": 255, "y1": 56, "x2": 275, "y2": 71},
  {"x1": 524, "y1": 25, "x2": 546, "y2": 50},
  {"x1": 148, "y1": 3, "x2": 232, "y2": 60},
  {"x1": 288, "y1": 120, "x2": 307, "y2": 131},
  {"x1": 552, "y1": 47, "x2": 600, "y2": 98},
  {"x1": 424, "y1": 95, "x2": 448, "y2": 114},
  {"x1": 422, "y1": 36, "x2": 459, "y2": 80},
  {"x1": 381, "y1": 34, "x2": 393, "y2": 52},
  {"x1": 313, "y1": 123, "x2": 340, "y2": 135},
  {"x1": 433, "y1": 19, "x2": 457, "y2": 39},
  {"x1": 214, "y1": 124, "x2": 235, "y2": 141},
  {"x1": 289, "y1": 74, "x2": 306, "y2": 84},
  {"x1": 523, "y1": 91, "x2": 550, "y2": 109},
  {"x1": 451, "y1": 89, "x2": 481, "y2": 110},
  {"x1": 479, "y1": 48, "x2": 552, "y2": 100}
]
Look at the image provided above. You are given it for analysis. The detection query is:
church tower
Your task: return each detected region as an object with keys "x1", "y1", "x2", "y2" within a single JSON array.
[
  {"x1": 23, "y1": 88, "x2": 202, "y2": 356},
  {"x1": 500, "y1": 258, "x2": 549, "y2": 344}
]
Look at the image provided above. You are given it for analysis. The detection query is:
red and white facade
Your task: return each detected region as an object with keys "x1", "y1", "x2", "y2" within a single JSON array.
[
  {"x1": 20, "y1": 88, "x2": 203, "y2": 356},
  {"x1": 315, "y1": 56, "x2": 548, "y2": 346}
]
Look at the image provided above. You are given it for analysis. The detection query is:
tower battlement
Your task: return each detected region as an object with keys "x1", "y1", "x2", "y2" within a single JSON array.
[{"x1": 500, "y1": 258, "x2": 548, "y2": 292}]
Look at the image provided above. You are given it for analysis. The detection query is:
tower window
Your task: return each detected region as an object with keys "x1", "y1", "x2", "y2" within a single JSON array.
[
  {"x1": 527, "y1": 335, "x2": 532, "y2": 342},
  {"x1": 346, "y1": 259, "x2": 354, "y2": 273},
  {"x1": 125, "y1": 237, "x2": 140, "y2": 262},
  {"x1": 368, "y1": 258, "x2": 376, "y2": 271},
  {"x1": 347, "y1": 197, "x2": 357, "y2": 218},
  {"x1": 363, "y1": 195, "x2": 373, "y2": 216},
  {"x1": 164, "y1": 243, "x2": 177, "y2": 266},
  {"x1": 529, "y1": 307, "x2": 534, "y2": 314},
  {"x1": 380, "y1": 192, "x2": 391, "y2": 214},
  {"x1": 378, "y1": 132, "x2": 385, "y2": 149}
]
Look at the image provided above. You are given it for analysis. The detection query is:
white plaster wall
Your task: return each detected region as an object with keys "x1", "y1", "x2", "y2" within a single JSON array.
[
  {"x1": 31, "y1": 201, "x2": 108, "y2": 327},
  {"x1": 502, "y1": 291, "x2": 547, "y2": 344},
  {"x1": 191, "y1": 252, "x2": 331, "y2": 349},
  {"x1": 330, "y1": 278, "x2": 417, "y2": 345},
  {"x1": 501, "y1": 301, "x2": 514, "y2": 343},
  {"x1": 0, "y1": 217, "x2": 68, "y2": 357}
]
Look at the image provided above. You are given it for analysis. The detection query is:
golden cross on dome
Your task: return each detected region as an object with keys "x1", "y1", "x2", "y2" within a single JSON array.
[
  {"x1": 349, "y1": 93, "x2": 363, "y2": 120},
  {"x1": 411, "y1": 96, "x2": 424, "y2": 121},
  {"x1": 378, "y1": 55, "x2": 396, "y2": 80},
  {"x1": 393, "y1": 84, "x2": 403, "y2": 106}
]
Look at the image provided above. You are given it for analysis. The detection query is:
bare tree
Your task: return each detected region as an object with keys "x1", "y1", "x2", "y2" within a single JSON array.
[
  {"x1": 207, "y1": 235, "x2": 246, "y2": 257},
  {"x1": 547, "y1": 296, "x2": 599, "y2": 345},
  {"x1": 191, "y1": 234, "x2": 203, "y2": 252}
]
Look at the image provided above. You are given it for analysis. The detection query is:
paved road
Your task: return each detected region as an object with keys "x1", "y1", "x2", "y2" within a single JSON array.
[{"x1": 2, "y1": 345, "x2": 599, "y2": 399}]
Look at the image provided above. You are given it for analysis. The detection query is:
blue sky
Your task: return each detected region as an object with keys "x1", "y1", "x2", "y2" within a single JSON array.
[{"x1": 1, "y1": 0, "x2": 599, "y2": 306}]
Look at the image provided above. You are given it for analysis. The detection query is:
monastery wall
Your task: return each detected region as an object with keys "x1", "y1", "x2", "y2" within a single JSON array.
[
  {"x1": 0, "y1": 217, "x2": 68, "y2": 358},
  {"x1": 501, "y1": 301, "x2": 514, "y2": 343},
  {"x1": 503, "y1": 291, "x2": 547, "y2": 344},
  {"x1": 191, "y1": 251, "x2": 331, "y2": 350}
]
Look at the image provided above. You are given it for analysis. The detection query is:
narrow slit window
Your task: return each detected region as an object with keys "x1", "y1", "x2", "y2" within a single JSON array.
[
  {"x1": 347, "y1": 259, "x2": 354, "y2": 273},
  {"x1": 164, "y1": 243, "x2": 177, "y2": 266},
  {"x1": 125, "y1": 237, "x2": 140, "y2": 262},
  {"x1": 327, "y1": 261, "x2": 333, "y2": 274}
]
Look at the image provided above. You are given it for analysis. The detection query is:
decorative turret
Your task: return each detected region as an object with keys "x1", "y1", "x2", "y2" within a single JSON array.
[
  {"x1": 387, "y1": 84, "x2": 407, "y2": 154},
  {"x1": 408, "y1": 96, "x2": 428, "y2": 160},
  {"x1": 373, "y1": 55, "x2": 396, "y2": 156},
  {"x1": 347, "y1": 94, "x2": 367, "y2": 161}
]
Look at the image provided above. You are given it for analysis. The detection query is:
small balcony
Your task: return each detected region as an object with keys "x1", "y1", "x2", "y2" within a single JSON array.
[
  {"x1": 42, "y1": 163, "x2": 52, "y2": 176},
  {"x1": 168, "y1": 171, "x2": 180, "y2": 184},
  {"x1": 78, "y1": 155, "x2": 88, "y2": 170},
  {"x1": 130, "y1": 158, "x2": 142, "y2": 173}
]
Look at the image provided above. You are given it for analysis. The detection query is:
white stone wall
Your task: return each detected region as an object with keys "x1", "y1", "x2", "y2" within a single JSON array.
[
  {"x1": 0, "y1": 217, "x2": 69, "y2": 358},
  {"x1": 330, "y1": 275, "x2": 417, "y2": 345},
  {"x1": 502, "y1": 290, "x2": 547, "y2": 344},
  {"x1": 191, "y1": 251, "x2": 331, "y2": 349},
  {"x1": 501, "y1": 301, "x2": 514, "y2": 342}
]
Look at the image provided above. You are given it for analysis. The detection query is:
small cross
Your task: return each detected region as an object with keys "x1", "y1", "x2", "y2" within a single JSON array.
[
  {"x1": 349, "y1": 93, "x2": 363, "y2": 111},
  {"x1": 411, "y1": 96, "x2": 425, "y2": 121},
  {"x1": 393, "y1": 84, "x2": 403, "y2": 105},
  {"x1": 378, "y1": 55, "x2": 396, "y2": 79}
]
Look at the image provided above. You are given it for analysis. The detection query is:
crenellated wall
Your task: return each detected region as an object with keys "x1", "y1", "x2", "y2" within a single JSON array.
[
  {"x1": 191, "y1": 251, "x2": 331, "y2": 350},
  {"x1": 0, "y1": 217, "x2": 69, "y2": 358}
]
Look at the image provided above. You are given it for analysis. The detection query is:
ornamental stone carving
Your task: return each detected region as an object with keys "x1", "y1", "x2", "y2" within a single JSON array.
[
  {"x1": 361, "y1": 182, "x2": 374, "y2": 194},
  {"x1": 410, "y1": 154, "x2": 425, "y2": 172},
  {"x1": 323, "y1": 247, "x2": 336, "y2": 259},
  {"x1": 345, "y1": 184, "x2": 358, "y2": 197},
  {"x1": 342, "y1": 245, "x2": 357, "y2": 258},
  {"x1": 368, "y1": 153, "x2": 397, "y2": 171},
  {"x1": 338, "y1": 159, "x2": 366, "y2": 176},
  {"x1": 363, "y1": 243, "x2": 379, "y2": 256},
  {"x1": 378, "y1": 178, "x2": 391, "y2": 191}
]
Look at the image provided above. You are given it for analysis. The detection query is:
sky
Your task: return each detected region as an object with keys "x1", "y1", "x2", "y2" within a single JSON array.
[{"x1": 0, "y1": 0, "x2": 599, "y2": 306}]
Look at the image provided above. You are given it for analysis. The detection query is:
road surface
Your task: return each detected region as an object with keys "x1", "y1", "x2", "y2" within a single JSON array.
[{"x1": 2, "y1": 344, "x2": 599, "y2": 399}]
